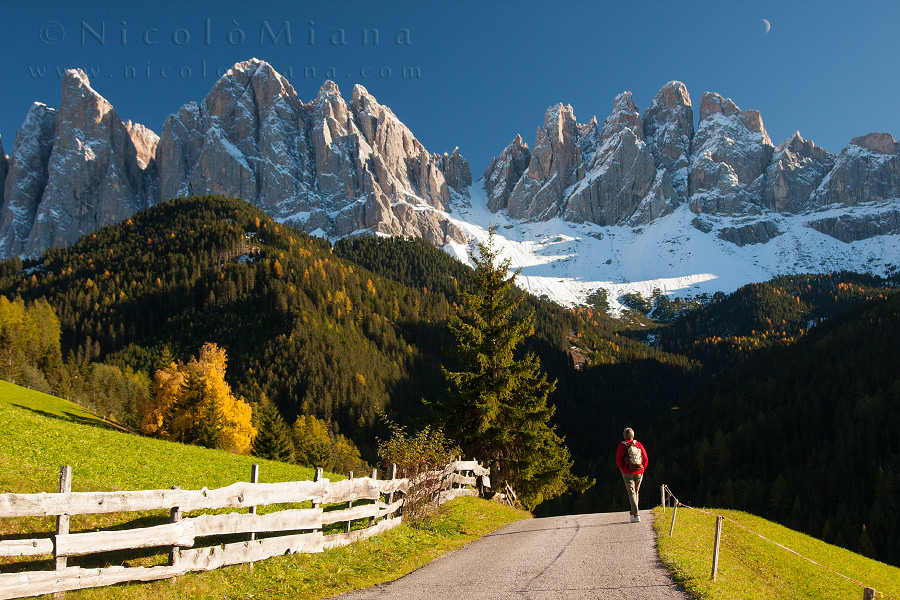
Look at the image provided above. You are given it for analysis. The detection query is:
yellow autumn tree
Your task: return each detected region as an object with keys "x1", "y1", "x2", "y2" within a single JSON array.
[{"x1": 140, "y1": 343, "x2": 256, "y2": 453}]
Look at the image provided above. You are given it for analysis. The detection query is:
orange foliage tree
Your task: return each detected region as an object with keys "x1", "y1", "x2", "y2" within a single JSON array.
[{"x1": 141, "y1": 342, "x2": 256, "y2": 453}]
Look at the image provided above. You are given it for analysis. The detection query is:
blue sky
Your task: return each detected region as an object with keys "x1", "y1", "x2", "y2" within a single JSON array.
[{"x1": 1, "y1": 0, "x2": 898, "y2": 172}]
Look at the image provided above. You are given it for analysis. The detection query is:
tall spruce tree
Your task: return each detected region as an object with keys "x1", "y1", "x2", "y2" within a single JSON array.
[
  {"x1": 442, "y1": 229, "x2": 589, "y2": 509},
  {"x1": 252, "y1": 398, "x2": 294, "y2": 462}
]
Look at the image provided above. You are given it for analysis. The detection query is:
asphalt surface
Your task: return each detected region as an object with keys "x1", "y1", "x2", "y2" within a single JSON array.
[{"x1": 333, "y1": 510, "x2": 689, "y2": 599}]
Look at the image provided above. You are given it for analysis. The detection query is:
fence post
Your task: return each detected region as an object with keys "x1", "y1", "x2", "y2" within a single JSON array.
[
  {"x1": 169, "y1": 486, "x2": 182, "y2": 569},
  {"x1": 346, "y1": 471, "x2": 354, "y2": 533},
  {"x1": 370, "y1": 468, "x2": 378, "y2": 527},
  {"x1": 53, "y1": 465, "x2": 72, "y2": 599},
  {"x1": 669, "y1": 500, "x2": 679, "y2": 537},
  {"x1": 388, "y1": 463, "x2": 398, "y2": 517},
  {"x1": 661, "y1": 485, "x2": 666, "y2": 514},
  {"x1": 248, "y1": 464, "x2": 259, "y2": 571},
  {"x1": 711, "y1": 515, "x2": 724, "y2": 581},
  {"x1": 313, "y1": 467, "x2": 323, "y2": 510},
  {"x1": 863, "y1": 588, "x2": 877, "y2": 600}
]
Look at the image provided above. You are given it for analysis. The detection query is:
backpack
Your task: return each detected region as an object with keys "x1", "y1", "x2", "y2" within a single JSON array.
[{"x1": 623, "y1": 441, "x2": 643, "y2": 468}]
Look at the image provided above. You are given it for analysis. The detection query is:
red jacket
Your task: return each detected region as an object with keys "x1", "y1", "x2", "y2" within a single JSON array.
[{"x1": 616, "y1": 440, "x2": 648, "y2": 475}]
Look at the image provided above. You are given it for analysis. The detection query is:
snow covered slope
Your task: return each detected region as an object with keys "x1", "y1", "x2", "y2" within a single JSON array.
[{"x1": 443, "y1": 185, "x2": 899, "y2": 311}]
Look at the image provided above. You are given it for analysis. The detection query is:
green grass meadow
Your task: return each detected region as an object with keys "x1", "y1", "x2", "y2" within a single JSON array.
[
  {"x1": 0, "y1": 380, "x2": 530, "y2": 599},
  {"x1": 653, "y1": 505, "x2": 900, "y2": 600},
  {"x1": 0, "y1": 379, "x2": 316, "y2": 495}
]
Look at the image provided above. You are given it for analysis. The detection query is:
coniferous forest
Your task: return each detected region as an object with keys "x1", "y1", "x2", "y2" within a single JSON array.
[{"x1": 1, "y1": 195, "x2": 898, "y2": 566}]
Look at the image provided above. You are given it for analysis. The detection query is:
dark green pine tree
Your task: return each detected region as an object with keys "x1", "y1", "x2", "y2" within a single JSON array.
[
  {"x1": 441, "y1": 229, "x2": 590, "y2": 509},
  {"x1": 252, "y1": 399, "x2": 294, "y2": 462},
  {"x1": 199, "y1": 395, "x2": 227, "y2": 450}
]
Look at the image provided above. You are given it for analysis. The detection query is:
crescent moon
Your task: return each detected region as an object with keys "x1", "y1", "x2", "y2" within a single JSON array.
[{"x1": 762, "y1": 19, "x2": 771, "y2": 33}]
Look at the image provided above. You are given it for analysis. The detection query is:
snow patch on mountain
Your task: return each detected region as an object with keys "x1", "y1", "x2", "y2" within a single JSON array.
[{"x1": 444, "y1": 185, "x2": 900, "y2": 311}]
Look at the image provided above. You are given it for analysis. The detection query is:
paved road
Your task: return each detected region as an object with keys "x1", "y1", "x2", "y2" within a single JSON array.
[{"x1": 334, "y1": 509, "x2": 689, "y2": 599}]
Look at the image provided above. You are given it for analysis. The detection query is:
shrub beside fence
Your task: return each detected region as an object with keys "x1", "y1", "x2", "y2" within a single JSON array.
[{"x1": 0, "y1": 459, "x2": 489, "y2": 599}]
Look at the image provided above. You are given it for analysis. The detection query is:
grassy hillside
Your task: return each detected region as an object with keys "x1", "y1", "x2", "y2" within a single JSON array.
[
  {"x1": 0, "y1": 379, "x2": 316, "y2": 496},
  {"x1": 0, "y1": 379, "x2": 319, "y2": 550},
  {"x1": 653, "y1": 506, "x2": 900, "y2": 599},
  {"x1": 0, "y1": 381, "x2": 530, "y2": 598}
]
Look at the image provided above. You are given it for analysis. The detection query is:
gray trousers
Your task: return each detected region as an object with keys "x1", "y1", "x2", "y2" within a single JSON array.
[{"x1": 622, "y1": 473, "x2": 643, "y2": 517}]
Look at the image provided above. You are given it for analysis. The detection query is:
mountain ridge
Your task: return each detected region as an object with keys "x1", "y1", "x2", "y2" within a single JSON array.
[{"x1": 1, "y1": 59, "x2": 899, "y2": 307}]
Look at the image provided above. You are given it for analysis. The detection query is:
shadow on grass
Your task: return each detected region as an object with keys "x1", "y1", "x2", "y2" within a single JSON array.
[{"x1": 10, "y1": 403, "x2": 123, "y2": 431}]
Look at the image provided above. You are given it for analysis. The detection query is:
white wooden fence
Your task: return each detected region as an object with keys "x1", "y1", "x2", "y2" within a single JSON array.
[{"x1": 0, "y1": 460, "x2": 490, "y2": 599}]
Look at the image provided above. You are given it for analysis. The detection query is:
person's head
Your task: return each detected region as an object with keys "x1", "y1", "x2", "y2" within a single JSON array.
[{"x1": 623, "y1": 427, "x2": 634, "y2": 441}]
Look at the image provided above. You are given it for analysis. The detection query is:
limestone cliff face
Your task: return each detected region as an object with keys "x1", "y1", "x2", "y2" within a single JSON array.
[
  {"x1": 762, "y1": 132, "x2": 834, "y2": 213},
  {"x1": 488, "y1": 89, "x2": 679, "y2": 227},
  {"x1": 687, "y1": 92, "x2": 774, "y2": 215},
  {"x1": 642, "y1": 81, "x2": 693, "y2": 201},
  {"x1": 157, "y1": 59, "x2": 312, "y2": 218},
  {"x1": 0, "y1": 70, "x2": 157, "y2": 259},
  {"x1": 157, "y1": 59, "x2": 470, "y2": 246},
  {"x1": 506, "y1": 103, "x2": 584, "y2": 221},
  {"x1": 23, "y1": 70, "x2": 153, "y2": 257},
  {"x1": 0, "y1": 103, "x2": 57, "y2": 257},
  {"x1": 483, "y1": 81, "x2": 899, "y2": 245},
  {"x1": 562, "y1": 92, "x2": 676, "y2": 226},
  {"x1": 483, "y1": 135, "x2": 531, "y2": 212},
  {"x1": 810, "y1": 133, "x2": 900, "y2": 208},
  {"x1": 0, "y1": 59, "x2": 473, "y2": 259}
]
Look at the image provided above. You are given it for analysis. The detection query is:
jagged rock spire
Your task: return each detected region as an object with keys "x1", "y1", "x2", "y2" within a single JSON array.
[
  {"x1": 483, "y1": 134, "x2": 530, "y2": 212},
  {"x1": 688, "y1": 91, "x2": 774, "y2": 214},
  {"x1": 642, "y1": 81, "x2": 693, "y2": 200}
]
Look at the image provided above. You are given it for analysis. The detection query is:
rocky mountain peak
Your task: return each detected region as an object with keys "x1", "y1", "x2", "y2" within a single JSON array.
[
  {"x1": 850, "y1": 132, "x2": 899, "y2": 155},
  {"x1": 689, "y1": 92, "x2": 774, "y2": 214},
  {"x1": 810, "y1": 131, "x2": 900, "y2": 211},
  {"x1": 316, "y1": 79, "x2": 343, "y2": 103},
  {"x1": 763, "y1": 131, "x2": 835, "y2": 213},
  {"x1": 503, "y1": 103, "x2": 583, "y2": 220},
  {"x1": 600, "y1": 91, "x2": 642, "y2": 142},
  {"x1": 0, "y1": 103, "x2": 57, "y2": 257},
  {"x1": 650, "y1": 81, "x2": 692, "y2": 112},
  {"x1": 153, "y1": 59, "x2": 469, "y2": 247},
  {"x1": 561, "y1": 91, "x2": 676, "y2": 226},
  {"x1": 350, "y1": 83, "x2": 375, "y2": 104},
  {"x1": 642, "y1": 81, "x2": 694, "y2": 200},
  {"x1": 778, "y1": 131, "x2": 831, "y2": 162},
  {"x1": 698, "y1": 91, "x2": 771, "y2": 144},
  {"x1": 483, "y1": 134, "x2": 531, "y2": 212},
  {"x1": 440, "y1": 147, "x2": 472, "y2": 193},
  {"x1": 4, "y1": 69, "x2": 154, "y2": 257},
  {"x1": 61, "y1": 68, "x2": 114, "y2": 122},
  {"x1": 205, "y1": 58, "x2": 302, "y2": 132},
  {"x1": 698, "y1": 91, "x2": 739, "y2": 120},
  {"x1": 536, "y1": 103, "x2": 580, "y2": 179},
  {"x1": 124, "y1": 121, "x2": 159, "y2": 169}
]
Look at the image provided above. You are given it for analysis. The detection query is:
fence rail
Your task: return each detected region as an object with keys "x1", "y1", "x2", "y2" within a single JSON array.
[{"x1": 0, "y1": 460, "x2": 488, "y2": 600}]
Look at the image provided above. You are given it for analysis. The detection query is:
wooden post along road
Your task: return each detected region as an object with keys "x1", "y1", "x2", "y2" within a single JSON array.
[{"x1": 336, "y1": 510, "x2": 688, "y2": 600}]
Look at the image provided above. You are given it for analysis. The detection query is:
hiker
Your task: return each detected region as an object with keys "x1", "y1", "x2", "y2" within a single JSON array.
[{"x1": 616, "y1": 427, "x2": 648, "y2": 523}]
